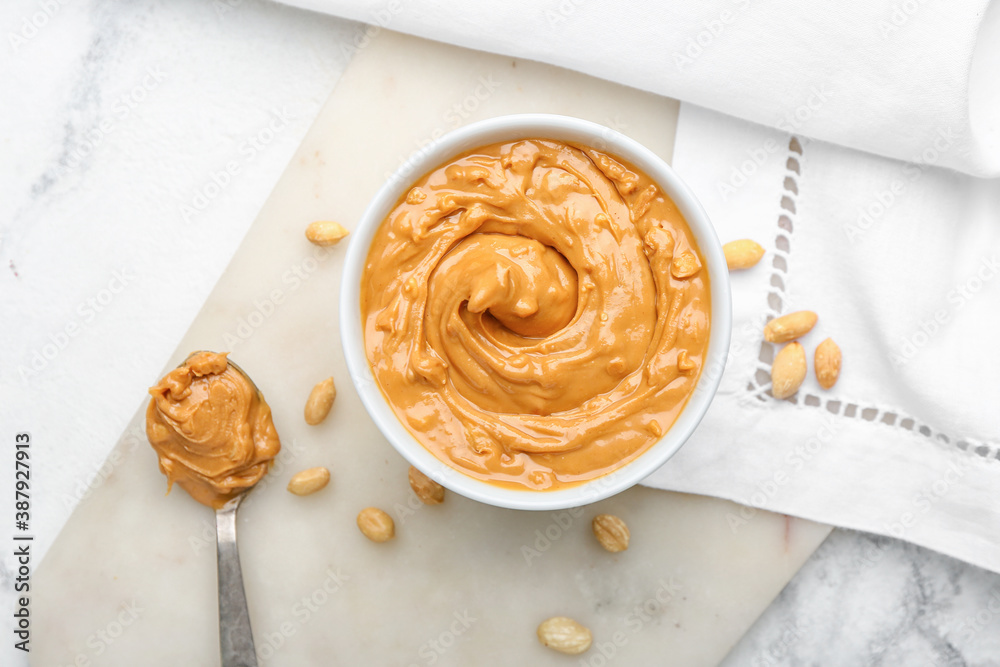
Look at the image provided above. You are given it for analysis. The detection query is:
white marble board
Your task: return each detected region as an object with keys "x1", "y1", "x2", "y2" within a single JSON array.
[{"x1": 33, "y1": 31, "x2": 831, "y2": 667}]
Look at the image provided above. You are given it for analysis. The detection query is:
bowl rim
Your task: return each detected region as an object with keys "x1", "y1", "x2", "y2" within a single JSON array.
[{"x1": 340, "y1": 113, "x2": 732, "y2": 511}]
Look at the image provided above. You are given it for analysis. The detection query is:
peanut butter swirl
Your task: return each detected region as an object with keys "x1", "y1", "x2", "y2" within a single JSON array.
[
  {"x1": 146, "y1": 351, "x2": 280, "y2": 508},
  {"x1": 362, "y1": 139, "x2": 710, "y2": 491}
]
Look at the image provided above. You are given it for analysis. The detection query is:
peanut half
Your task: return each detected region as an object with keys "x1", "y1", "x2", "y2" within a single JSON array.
[
  {"x1": 815, "y1": 337, "x2": 842, "y2": 390},
  {"x1": 592, "y1": 514, "x2": 630, "y2": 553},
  {"x1": 357, "y1": 507, "x2": 395, "y2": 542},
  {"x1": 408, "y1": 466, "x2": 445, "y2": 505},
  {"x1": 287, "y1": 467, "x2": 330, "y2": 496},
  {"x1": 723, "y1": 239, "x2": 765, "y2": 270},
  {"x1": 305, "y1": 220, "x2": 349, "y2": 247},
  {"x1": 304, "y1": 377, "x2": 336, "y2": 425},
  {"x1": 771, "y1": 342, "x2": 807, "y2": 400},
  {"x1": 763, "y1": 310, "x2": 818, "y2": 343},
  {"x1": 677, "y1": 350, "x2": 695, "y2": 373},
  {"x1": 537, "y1": 617, "x2": 593, "y2": 655},
  {"x1": 671, "y1": 251, "x2": 701, "y2": 279}
]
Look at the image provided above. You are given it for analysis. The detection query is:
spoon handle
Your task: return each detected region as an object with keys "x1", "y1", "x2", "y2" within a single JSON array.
[{"x1": 216, "y1": 504, "x2": 258, "y2": 667}]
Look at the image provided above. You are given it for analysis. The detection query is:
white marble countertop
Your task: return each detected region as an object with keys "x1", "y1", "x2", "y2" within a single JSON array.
[{"x1": 3, "y1": 1, "x2": 999, "y2": 665}]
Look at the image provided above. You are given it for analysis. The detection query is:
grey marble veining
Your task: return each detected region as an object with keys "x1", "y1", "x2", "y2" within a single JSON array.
[{"x1": 723, "y1": 530, "x2": 1000, "y2": 666}]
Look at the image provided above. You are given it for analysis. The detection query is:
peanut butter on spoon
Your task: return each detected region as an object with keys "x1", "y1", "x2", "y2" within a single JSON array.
[
  {"x1": 146, "y1": 351, "x2": 279, "y2": 667},
  {"x1": 145, "y1": 351, "x2": 281, "y2": 508}
]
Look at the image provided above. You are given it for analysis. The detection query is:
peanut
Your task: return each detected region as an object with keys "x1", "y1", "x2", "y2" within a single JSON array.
[
  {"x1": 304, "y1": 377, "x2": 336, "y2": 425},
  {"x1": 723, "y1": 239, "x2": 765, "y2": 270},
  {"x1": 671, "y1": 251, "x2": 701, "y2": 279},
  {"x1": 815, "y1": 337, "x2": 842, "y2": 390},
  {"x1": 537, "y1": 617, "x2": 592, "y2": 655},
  {"x1": 677, "y1": 349, "x2": 695, "y2": 373},
  {"x1": 287, "y1": 467, "x2": 330, "y2": 496},
  {"x1": 305, "y1": 220, "x2": 349, "y2": 247},
  {"x1": 592, "y1": 514, "x2": 630, "y2": 553},
  {"x1": 771, "y1": 342, "x2": 807, "y2": 400},
  {"x1": 763, "y1": 310, "x2": 818, "y2": 343},
  {"x1": 408, "y1": 466, "x2": 445, "y2": 505},
  {"x1": 357, "y1": 507, "x2": 395, "y2": 542}
]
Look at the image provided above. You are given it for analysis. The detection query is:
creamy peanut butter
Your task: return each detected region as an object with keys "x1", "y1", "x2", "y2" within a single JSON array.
[
  {"x1": 146, "y1": 351, "x2": 281, "y2": 508},
  {"x1": 361, "y1": 139, "x2": 710, "y2": 491}
]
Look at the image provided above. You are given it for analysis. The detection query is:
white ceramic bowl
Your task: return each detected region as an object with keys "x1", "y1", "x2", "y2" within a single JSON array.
[{"x1": 340, "y1": 114, "x2": 731, "y2": 511}]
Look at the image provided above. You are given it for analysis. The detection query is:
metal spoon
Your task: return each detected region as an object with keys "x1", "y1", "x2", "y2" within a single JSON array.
[
  {"x1": 178, "y1": 353, "x2": 262, "y2": 667},
  {"x1": 216, "y1": 492, "x2": 258, "y2": 667},
  {"x1": 213, "y1": 355, "x2": 264, "y2": 667}
]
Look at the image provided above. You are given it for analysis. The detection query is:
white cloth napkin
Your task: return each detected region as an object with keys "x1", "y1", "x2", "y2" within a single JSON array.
[
  {"x1": 273, "y1": 0, "x2": 1000, "y2": 571},
  {"x1": 277, "y1": 0, "x2": 1000, "y2": 177},
  {"x1": 645, "y1": 104, "x2": 1000, "y2": 574}
]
